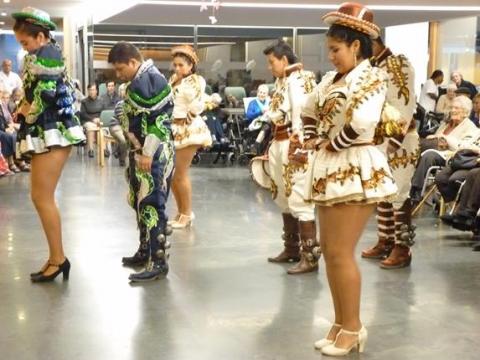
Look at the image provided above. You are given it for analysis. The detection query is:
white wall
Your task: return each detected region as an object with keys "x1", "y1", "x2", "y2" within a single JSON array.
[{"x1": 385, "y1": 22, "x2": 430, "y2": 99}]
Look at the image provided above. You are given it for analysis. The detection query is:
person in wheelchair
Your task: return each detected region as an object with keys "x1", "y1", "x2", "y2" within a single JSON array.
[
  {"x1": 203, "y1": 93, "x2": 231, "y2": 151},
  {"x1": 410, "y1": 96, "x2": 477, "y2": 203},
  {"x1": 439, "y1": 166, "x2": 480, "y2": 234},
  {"x1": 243, "y1": 85, "x2": 272, "y2": 155},
  {"x1": 435, "y1": 131, "x2": 480, "y2": 208},
  {"x1": 245, "y1": 84, "x2": 270, "y2": 126}
]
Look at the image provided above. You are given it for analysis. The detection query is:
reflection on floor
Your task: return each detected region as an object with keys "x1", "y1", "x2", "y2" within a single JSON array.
[{"x1": 1, "y1": 156, "x2": 479, "y2": 360}]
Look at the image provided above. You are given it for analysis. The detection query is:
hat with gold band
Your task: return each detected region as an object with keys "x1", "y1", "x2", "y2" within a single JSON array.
[
  {"x1": 323, "y1": 2, "x2": 379, "y2": 39},
  {"x1": 12, "y1": 7, "x2": 57, "y2": 31},
  {"x1": 171, "y1": 45, "x2": 199, "y2": 66}
]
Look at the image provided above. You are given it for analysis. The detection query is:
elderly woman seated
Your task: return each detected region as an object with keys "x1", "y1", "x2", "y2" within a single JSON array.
[
  {"x1": 434, "y1": 129, "x2": 480, "y2": 205},
  {"x1": 245, "y1": 84, "x2": 270, "y2": 125},
  {"x1": 435, "y1": 83, "x2": 456, "y2": 115},
  {"x1": 410, "y1": 96, "x2": 477, "y2": 203}
]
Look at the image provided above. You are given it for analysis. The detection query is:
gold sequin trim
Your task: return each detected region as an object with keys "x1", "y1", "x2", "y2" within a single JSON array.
[
  {"x1": 283, "y1": 162, "x2": 308, "y2": 197},
  {"x1": 388, "y1": 147, "x2": 420, "y2": 170}
]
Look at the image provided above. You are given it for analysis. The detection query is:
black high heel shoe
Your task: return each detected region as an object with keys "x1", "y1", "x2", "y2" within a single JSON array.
[
  {"x1": 30, "y1": 260, "x2": 50, "y2": 277},
  {"x1": 31, "y1": 258, "x2": 71, "y2": 283}
]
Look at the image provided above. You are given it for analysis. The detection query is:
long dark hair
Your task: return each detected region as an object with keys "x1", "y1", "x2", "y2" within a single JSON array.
[
  {"x1": 326, "y1": 24, "x2": 373, "y2": 59},
  {"x1": 13, "y1": 19, "x2": 51, "y2": 41}
]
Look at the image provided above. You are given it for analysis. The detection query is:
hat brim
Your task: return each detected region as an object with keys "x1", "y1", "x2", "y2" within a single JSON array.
[
  {"x1": 323, "y1": 12, "x2": 379, "y2": 39},
  {"x1": 171, "y1": 47, "x2": 199, "y2": 65},
  {"x1": 12, "y1": 12, "x2": 57, "y2": 31}
]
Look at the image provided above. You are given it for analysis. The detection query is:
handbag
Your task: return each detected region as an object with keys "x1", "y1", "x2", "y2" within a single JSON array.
[
  {"x1": 418, "y1": 111, "x2": 444, "y2": 138},
  {"x1": 449, "y1": 149, "x2": 480, "y2": 171}
]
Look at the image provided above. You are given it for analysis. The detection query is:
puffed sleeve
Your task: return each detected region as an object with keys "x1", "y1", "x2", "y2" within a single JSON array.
[
  {"x1": 327, "y1": 68, "x2": 387, "y2": 152},
  {"x1": 288, "y1": 72, "x2": 315, "y2": 134},
  {"x1": 23, "y1": 44, "x2": 65, "y2": 124},
  {"x1": 185, "y1": 75, "x2": 206, "y2": 117},
  {"x1": 301, "y1": 90, "x2": 319, "y2": 140}
]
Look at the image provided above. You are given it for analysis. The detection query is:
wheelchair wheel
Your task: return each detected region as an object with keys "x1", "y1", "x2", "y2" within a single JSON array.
[
  {"x1": 192, "y1": 154, "x2": 200, "y2": 165},
  {"x1": 238, "y1": 154, "x2": 250, "y2": 166},
  {"x1": 228, "y1": 153, "x2": 236, "y2": 165}
]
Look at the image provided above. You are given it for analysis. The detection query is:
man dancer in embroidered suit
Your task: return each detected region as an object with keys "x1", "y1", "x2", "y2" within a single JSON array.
[
  {"x1": 361, "y1": 36, "x2": 419, "y2": 269},
  {"x1": 263, "y1": 40, "x2": 320, "y2": 274},
  {"x1": 108, "y1": 42, "x2": 175, "y2": 282}
]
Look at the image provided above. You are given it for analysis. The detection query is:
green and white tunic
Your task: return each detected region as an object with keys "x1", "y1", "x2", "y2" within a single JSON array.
[{"x1": 16, "y1": 42, "x2": 85, "y2": 157}]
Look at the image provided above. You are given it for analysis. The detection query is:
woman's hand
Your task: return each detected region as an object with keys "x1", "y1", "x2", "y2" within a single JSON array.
[
  {"x1": 438, "y1": 137, "x2": 448, "y2": 150},
  {"x1": 135, "y1": 154, "x2": 153, "y2": 172},
  {"x1": 303, "y1": 138, "x2": 320, "y2": 150},
  {"x1": 18, "y1": 102, "x2": 30, "y2": 117}
]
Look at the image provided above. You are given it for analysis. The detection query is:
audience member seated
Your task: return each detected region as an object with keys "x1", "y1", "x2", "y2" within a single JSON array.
[
  {"x1": 451, "y1": 71, "x2": 478, "y2": 99},
  {"x1": 410, "y1": 96, "x2": 476, "y2": 203},
  {"x1": 470, "y1": 94, "x2": 480, "y2": 127},
  {"x1": 245, "y1": 84, "x2": 270, "y2": 125},
  {"x1": 101, "y1": 81, "x2": 121, "y2": 110},
  {"x1": 8, "y1": 87, "x2": 23, "y2": 115},
  {"x1": 435, "y1": 130, "x2": 480, "y2": 205},
  {"x1": 435, "y1": 83, "x2": 456, "y2": 115},
  {"x1": 0, "y1": 90, "x2": 29, "y2": 173},
  {"x1": 419, "y1": 69, "x2": 443, "y2": 113},
  {"x1": 79, "y1": 83, "x2": 106, "y2": 158},
  {"x1": 0, "y1": 142, "x2": 11, "y2": 176},
  {"x1": 0, "y1": 59, "x2": 22, "y2": 94},
  {"x1": 440, "y1": 167, "x2": 480, "y2": 232},
  {"x1": 204, "y1": 93, "x2": 229, "y2": 149}
]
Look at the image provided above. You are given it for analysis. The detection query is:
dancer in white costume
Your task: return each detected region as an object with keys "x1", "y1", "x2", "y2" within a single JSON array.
[
  {"x1": 361, "y1": 36, "x2": 419, "y2": 269},
  {"x1": 169, "y1": 45, "x2": 212, "y2": 229},
  {"x1": 262, "y1": 40, "x2": 320, "y2": 275},
  {"x1": 301, "y1": 3, "x2": 397, "y2": 356}
]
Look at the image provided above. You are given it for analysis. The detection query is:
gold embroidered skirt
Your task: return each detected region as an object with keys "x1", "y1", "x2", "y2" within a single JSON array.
[
  {"x1": 304, "y1": 144, "x2": 397, "y2": 206},
  {"x1": 172, "y1": 116, "x2": 212, "y2": 150}
]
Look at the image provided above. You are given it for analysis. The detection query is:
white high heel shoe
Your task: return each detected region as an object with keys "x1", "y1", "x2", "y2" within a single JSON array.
[
  {"x1": 171, "y1": 213, "x2": 195, "y2": 229},
  {"x1": 321, "y1": 326, "x2": 368, "y2": 356},
  {"x1": 167, "y1": 214, "x2": 180, "y2": 225},
  {"x1": 314, "y1": 323, "x2": 342, "y2": 350}
]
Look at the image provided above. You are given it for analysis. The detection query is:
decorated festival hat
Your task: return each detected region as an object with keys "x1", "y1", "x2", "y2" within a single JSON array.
[
  {"x1": 12, "y1": 7, "x2": 57, "y2": 31},
  {"x1": 322, "y1": 2, "x2": 379, "y2": 39},
  {"x1": 171, "y1": 45, "x2": 199, "y2": 65}
]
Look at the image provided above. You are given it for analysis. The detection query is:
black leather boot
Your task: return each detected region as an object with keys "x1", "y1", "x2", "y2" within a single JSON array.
[
  {"x1": 129, "y1": 234, "x2": 169, "y2": 282},
  {"x1": 122, "y1": 228, "x2": 148, "y2": 267}
]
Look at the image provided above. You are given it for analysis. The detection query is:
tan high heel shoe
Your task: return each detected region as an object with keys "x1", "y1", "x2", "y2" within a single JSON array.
[
  {"x1": 171, "y1": 213, "x2": 195, "y2": 229},
  {"x1": 321, "y1": 326, "x2": 368, "y2": 356},
  {"x1": 314, "y1": 323, "x2": 342, "y2": 350}
]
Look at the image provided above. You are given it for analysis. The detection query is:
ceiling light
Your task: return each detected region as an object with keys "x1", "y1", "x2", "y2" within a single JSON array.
[
  {"x1": 138, "y1": 1, "x2": 480, "y2": 12},
  {"x1": 3, "y1": 0, "x2": 11, "y2": 4},
  {"x1": 0, "y1": 21, "x2": 4, "y2": 25},
  {"x1": 1, "y1": 12, "x2": 7, "y2": 16}
]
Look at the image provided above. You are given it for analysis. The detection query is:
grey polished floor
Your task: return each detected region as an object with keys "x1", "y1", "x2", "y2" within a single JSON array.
[{"x1": 1, "y1": 155, "x2": 479, "y2": 360}]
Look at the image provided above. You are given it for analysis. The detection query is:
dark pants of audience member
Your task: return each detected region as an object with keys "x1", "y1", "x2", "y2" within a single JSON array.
[
  {"x1": 109, "y1": 125, "x2": 128, "y2": 163},
  {"x1": 434, "y1": 165, "x2": 470, "y2": 202},
  {"x1": 410, "y1": 150, "x2": 446, "y2": 199},
  {"x1": 0, "y1": 131, "x2": 16, "y2": 158},
  {"x1": 455, "y1": 168, "x2": 480, "y2": 217}
]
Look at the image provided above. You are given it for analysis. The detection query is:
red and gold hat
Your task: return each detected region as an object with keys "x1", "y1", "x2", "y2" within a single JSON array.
[
  {"x1": 322, "y1": 2, "x2": 380, "y2": 39},
  {"x1": 171, "y1": 45, "x2": 199, "y2": 65}
]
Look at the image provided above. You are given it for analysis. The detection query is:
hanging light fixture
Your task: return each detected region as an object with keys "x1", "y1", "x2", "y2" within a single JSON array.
[{"x1": 200, "y1": 0, "x2": 222, "y2": 24}]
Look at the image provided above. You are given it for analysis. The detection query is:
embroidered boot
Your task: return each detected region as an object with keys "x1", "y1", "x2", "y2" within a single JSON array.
[
  {"x1": 287, "y1": 220, "x2": 320, "y2": 274},
  {"x1": 268, "y1": 213, "x2": 300, "y2": 263}
]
